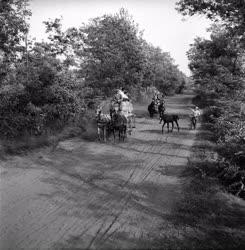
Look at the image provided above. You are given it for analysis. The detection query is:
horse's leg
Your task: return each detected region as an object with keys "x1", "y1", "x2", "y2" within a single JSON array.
[
  {"x1": 128, "y1": 118, "x2": 132, "y2": 134},
  {"x1": 167, "y1": 122, "x2": 170, "y2": 133},
  {"x1": 119, "y1": 128, "x2": 122, "y2": 141},
  {"x1": 132, "y1": 115, "x2": 136, "y2": 128},
  {"x1": 124, "y1": 124, "x2": 127, "y2": 138},
  {"x1": 113, "y1": 128, "x2": 116, "y2": 142},
  {"x1": 103, "y1": 126, "x2": 107, "y2": 142},
  {"x1": 162, "y1": 121, "x2": 166, "y2": 134},
  {"x1": 121, "y1": 128, "x2": 123, "y2": 141},
  {"x1": 159, "y1": 115, "x2": 162, "y2": 124},
  {"x1": 122, "y1": 128, "x2": 125, "y2": 141},
  {"x1": 171, "y1": 121, "x2": 174, "y2": 132},
  {"x1": 175, "y1": 120, "x2": 180, "y2": 132}
]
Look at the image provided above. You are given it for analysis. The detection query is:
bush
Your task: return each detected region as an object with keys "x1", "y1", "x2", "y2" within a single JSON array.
[{"x1": 196, "y1": 90, "x2": 245, "y2": 198}]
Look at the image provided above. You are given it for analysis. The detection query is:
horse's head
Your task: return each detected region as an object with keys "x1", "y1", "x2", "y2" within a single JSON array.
[{"x1": 111, "y1": 112, "x2": 127, "y2": 126}]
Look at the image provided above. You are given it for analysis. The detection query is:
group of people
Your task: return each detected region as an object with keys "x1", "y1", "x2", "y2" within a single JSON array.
[
  {"x1": 152, "y1": 91, "x2": 165, "y2": 106},
  {"x1": 97, "y1": 87, "x2": 202, "y2": 142},
  {"x1": 151, "y1": 90, "x2": 201, "y2": 129}
]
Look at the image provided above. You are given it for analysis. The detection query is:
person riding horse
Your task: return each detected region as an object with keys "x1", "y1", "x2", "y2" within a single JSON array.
[{"x1": 148, "y1": 91, "x2": 166, "y2": 118}]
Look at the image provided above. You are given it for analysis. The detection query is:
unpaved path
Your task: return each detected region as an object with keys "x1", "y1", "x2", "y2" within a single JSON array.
[{"x1": 1, "y1": 93, "x2": 199, "y2": 249}]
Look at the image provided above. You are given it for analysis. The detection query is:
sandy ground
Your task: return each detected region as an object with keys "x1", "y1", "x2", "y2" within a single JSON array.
[{"x1": 1, "y1": 93, "x2": 243, "y2": 250}]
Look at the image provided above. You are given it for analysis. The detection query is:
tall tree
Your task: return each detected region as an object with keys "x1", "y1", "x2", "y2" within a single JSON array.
[
  {"x1": 142, "y1": 42, "x2": 187, "y2": 94},
  {"x1": 0, "y1": 0, "x2": 31, "y2": 57},
  {"x1": 76, "y1": 8, "x2": 145, "y2": 96},
  {"x1": 188, "y1": 26, "x2": 244, "y2": 95},
  {"x1": 0, "y1": 0, "x2": 31, "y2": 84}
]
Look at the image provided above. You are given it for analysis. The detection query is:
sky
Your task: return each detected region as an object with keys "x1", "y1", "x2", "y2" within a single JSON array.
[{"x1": 28, "y1": 0, "x2": 211, "y2": 76}]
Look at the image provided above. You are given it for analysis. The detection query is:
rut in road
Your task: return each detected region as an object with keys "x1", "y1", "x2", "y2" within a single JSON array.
[{"x1": 0, "y1": 93, "x2": 198, "y2": 250}]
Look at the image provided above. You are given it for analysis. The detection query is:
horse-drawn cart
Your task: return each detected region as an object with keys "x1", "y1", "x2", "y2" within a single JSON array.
[{"x1": 96, "y1": 90, "x2": 136, "y2": 142}]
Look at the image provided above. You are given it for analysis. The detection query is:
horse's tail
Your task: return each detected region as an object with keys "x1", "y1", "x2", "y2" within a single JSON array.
[{"x1": 175, "y1": 115, "x2": 179, "y2": 120}]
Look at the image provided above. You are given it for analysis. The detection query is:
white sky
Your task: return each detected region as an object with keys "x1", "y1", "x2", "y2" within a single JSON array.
[{"x1": 28, "y1": 0, "x2": 211, "y2": 76}]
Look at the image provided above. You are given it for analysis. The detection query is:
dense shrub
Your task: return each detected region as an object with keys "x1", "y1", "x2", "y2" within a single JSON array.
[{"x1": 0, "y1": 52, "x2": 82, "y2": 138}]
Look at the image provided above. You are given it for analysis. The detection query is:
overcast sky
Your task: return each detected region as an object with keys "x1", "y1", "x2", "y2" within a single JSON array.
[{"x1": 28, "y1": 0, "x2": 211, "y2": 76}]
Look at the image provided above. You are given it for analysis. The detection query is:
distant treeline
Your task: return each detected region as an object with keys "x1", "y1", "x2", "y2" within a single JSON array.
[{"x1": 0, "y1": 1, "x2": 187, "y2": 138}]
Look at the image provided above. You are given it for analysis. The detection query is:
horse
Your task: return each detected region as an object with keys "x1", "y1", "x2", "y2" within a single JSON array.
[
  {"x1": 158, "y1": 102, "x2": 165, "y2": 118},
  {"x1": 148, "y1": 101, "x2": 158, "y2": 118},
  {"x1": 110, "y1": 100, "x2": 135, "y2": 135},
  {"x1": 160, "y1": 113, "x2": 180, "y2": 133},
  {"x1": 96, "y1": 108, "x2": 111, "y2": 142},
  {"x1": 111, "y1": 112, "x2": 127, "y2": 141},
  {"x1": 148, "y1": 100, "x2": 165, "y2": 118}
]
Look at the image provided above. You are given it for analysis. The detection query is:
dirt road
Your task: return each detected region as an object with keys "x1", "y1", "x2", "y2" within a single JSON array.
[{"x1": 0, "y1": 93, "x2": 201, "y2": 249}]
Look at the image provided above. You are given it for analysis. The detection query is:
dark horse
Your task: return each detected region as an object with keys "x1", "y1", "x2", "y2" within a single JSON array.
[
  {"x1": 148, "y1": 101, "x2": 157, "y2": 118},
  {"x1": 158, "y1": 102, "x2": 165, "y2": 118},
  {"x1": 160, "y1": 113, "x2": 180, "y2": 133},
  {"x1": 111, "y1": 112, "x2": 127, "y2": 141},
  {"x1": 148, "y1": 101, "x2": 165, "y2": 118}
]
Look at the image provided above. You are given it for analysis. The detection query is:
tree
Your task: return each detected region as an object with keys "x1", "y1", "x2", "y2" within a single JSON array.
[
  {"x1": 0, "y1": 0, "x2": 31, "y2": 85},
  {"x1": 177, "y1": 1, "x2": 245, "y2": 198},
  {"x1": 141, "y1": 42, "x2": 187, "y2": 95},
  {"x1": 187, "y1": 26, "x2": 244, "y2": 96},
  {"x1": 176, "y1": 0, "x2": 245, "y2": 36},
  {"x1": 76, "y1": 8, "x2": 146, "y2": 96},
  {"x1": 41, "y1": 10, "x2": 187, "y2": 98},
  {"x1": 0, "y1": 0, "x2": 31, "y2": 56}
]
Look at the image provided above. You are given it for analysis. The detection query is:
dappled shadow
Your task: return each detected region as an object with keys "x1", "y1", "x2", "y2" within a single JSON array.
[{"x1": 164, "y1": 172, "x2": 245, "y2": 249}]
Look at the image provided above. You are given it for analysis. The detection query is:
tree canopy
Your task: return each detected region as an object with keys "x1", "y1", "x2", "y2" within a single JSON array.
[
  {"x1": 0, "y1": 4, "x2": 188, "y2": 137},
  {"x1": 176, "y1": 0, "x2": 245, "y2": 47}
]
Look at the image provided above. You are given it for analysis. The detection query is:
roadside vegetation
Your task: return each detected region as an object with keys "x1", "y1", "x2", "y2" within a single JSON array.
[
  {"x1": 0, "y1": 0, "x2": 187, "y2": 152},
  {"x1": 177, "y1": 0, "x2": 245, "y2": 199}
]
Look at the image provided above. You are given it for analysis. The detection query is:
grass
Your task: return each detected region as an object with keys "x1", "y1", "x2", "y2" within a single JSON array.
[
  {"x1": 149, "y1": 93, "x2": 245, "y2": 249},
  {"x1": 0, "y1": 109, "x2": 100, "y2": 156},
  {"x1": 153, "y1": 134, "x2": 245, "y2": 250}
]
